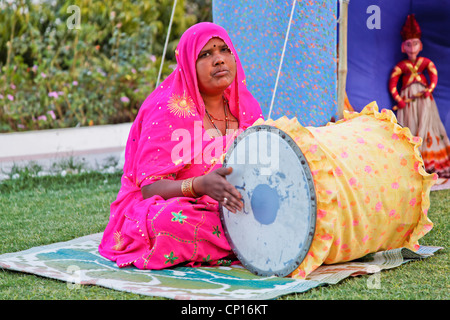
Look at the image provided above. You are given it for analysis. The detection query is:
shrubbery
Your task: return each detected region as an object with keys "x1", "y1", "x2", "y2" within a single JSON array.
[{"x1": 0, "y1": 0, "x2": 212, "y2": 132}]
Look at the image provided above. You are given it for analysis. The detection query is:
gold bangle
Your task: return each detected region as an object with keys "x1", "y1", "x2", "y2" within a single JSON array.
[
  {"x1": 190, "y1": 177, "x2": 199, "y2": 197},
  {"x1": 181, "y1": 177, "x2": 198, "y2": 198}
]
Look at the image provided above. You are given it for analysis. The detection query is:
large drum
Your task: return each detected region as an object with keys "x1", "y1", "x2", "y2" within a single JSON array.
[
  {"x1": 221, "y1": 103, "x2": 436, "y2": 279},
  {"x1": 221, "y1": 125, "x2": 316, "y2": 277}
]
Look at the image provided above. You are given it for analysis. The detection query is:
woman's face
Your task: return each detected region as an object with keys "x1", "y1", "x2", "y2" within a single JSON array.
[{"x1": 196, "y1": 37, "x2": 237, "y2": 97}]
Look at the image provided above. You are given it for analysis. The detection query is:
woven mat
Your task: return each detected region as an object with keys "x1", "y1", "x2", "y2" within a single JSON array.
[
  {"x1": 0, "y1": 233, "x2": 442, "y2": 300},
  {"x1": 431, "y1": 178, "x2": 450, "y2": 191}
]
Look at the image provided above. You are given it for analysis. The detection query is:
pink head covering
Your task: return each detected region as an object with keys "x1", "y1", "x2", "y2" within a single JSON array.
[
  {"x1": 120, "y1": 22, "x2": 263, "y2": 191},
  {"x1": 173, "y1": 22, "x2": 261, "y2": 122}
]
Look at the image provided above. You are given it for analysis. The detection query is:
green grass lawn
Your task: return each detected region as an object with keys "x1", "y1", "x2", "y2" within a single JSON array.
[{"x1": 0, "y1": 171, "x2": 448, "y2": 300}]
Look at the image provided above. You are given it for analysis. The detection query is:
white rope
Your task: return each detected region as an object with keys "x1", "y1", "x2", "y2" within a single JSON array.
[
  {"x1": 267, "y1": 0, "x2": 297, "y2": 120},
  {"x1": 156, "y1": 0, "x2": 178, "y2": 88}
]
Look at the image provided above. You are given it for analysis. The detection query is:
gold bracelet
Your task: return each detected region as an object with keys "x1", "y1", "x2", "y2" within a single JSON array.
[
  {"x1": 190, "y1": 177, "x2": 199, "y2": 198},
  {"x1": 181, "y1": 177, "x2": 198, "y2": 198}
]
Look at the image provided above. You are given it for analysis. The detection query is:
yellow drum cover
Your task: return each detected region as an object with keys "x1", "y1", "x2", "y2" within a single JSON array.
[{"x1": 254, "y1": 102, "x2": 436, "y2": 278}]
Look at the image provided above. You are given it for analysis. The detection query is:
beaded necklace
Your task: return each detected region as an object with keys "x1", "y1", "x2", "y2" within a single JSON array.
[{"x1": 205, "y1": 96, "x2": 235, "y2": 136}]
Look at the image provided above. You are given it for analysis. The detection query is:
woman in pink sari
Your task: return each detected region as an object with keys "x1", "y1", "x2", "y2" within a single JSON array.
[{"x1": 99, "y1": 23, "x2": 263, "y2": 269}]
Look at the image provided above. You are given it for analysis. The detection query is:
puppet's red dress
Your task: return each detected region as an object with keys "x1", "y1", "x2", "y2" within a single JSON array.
[{"x1": 389, "y1": 57, "x2": 450, "y2": 178}]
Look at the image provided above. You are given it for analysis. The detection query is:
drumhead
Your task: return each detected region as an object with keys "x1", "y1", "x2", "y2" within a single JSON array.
[{"x1": 221, "y1": 125, "x2": 317, "y2": 277}]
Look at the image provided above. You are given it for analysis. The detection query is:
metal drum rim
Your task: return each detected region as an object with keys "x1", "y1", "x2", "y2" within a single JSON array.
[{"x1": 220, "y1": 124, "x2": 317, "y2": 277}]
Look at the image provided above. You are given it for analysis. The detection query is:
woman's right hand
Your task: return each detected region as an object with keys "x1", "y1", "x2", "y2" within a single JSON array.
[{"x1": 194, "y1": 167, "x2": 243, "y2": 213}]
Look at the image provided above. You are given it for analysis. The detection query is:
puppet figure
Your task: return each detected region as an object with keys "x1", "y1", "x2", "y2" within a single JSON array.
[{"x1": 389, "y1": 14, "x2": 450, "y2": 179}]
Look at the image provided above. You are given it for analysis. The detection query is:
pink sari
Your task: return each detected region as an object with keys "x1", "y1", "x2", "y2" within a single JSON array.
[{"x1": 98, "y1": 23, "x2": 263, "y2": 269}]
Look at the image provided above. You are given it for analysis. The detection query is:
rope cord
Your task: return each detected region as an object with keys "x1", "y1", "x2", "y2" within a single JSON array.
[{"x1": 156, "y1": 0, "x2": 178, "y2": 88}]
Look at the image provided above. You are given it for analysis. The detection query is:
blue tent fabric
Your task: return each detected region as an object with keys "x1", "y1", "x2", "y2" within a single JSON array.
[
  {"x1": 213, "y1": 1, "x2": 449, "y2": 135},
  {"x1": 213, "y1": 0, "x2": 337, "y2": 126},
  {"x1": 347, "y1": 0, "x2": 450, "y2": 136}
]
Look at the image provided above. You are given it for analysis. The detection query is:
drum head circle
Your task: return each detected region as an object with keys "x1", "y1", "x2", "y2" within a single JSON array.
[{"x1": 221, "y1": 125, "x2": 317, "y2": 277}]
